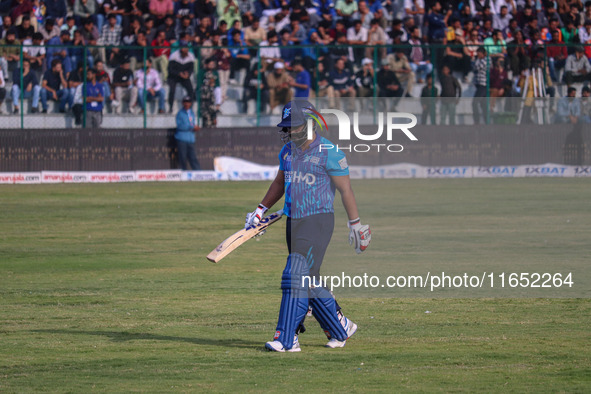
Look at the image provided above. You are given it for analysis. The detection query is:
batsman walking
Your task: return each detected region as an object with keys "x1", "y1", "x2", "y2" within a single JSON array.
[{"x1": 245, "y1": 100, "x2": 371, "y2": 352}]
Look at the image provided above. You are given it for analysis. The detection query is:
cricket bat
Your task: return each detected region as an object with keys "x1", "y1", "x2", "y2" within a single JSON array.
[{"x1": 206, "y1": 209, "x2": 284, "y2": 263}]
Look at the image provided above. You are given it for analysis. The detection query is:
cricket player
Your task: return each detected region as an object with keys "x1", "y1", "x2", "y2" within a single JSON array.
[{"x1": 245, "y1": 100, "x2": 371, "y2": 352}]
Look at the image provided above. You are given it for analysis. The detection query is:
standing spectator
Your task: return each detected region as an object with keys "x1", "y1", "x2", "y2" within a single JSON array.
[
  {"x1": 290, "y1": 60, "x2": 311, "y2": 99},
  {"x1": 46, "y1": 30, "x2": 73, "y2": 77},
  {"x1": 167, "y1": 44, "x2": 195, "y2": 112},
  {"x1": 95, "y1": 60, "x2": 112, "y2": 107},
  {"x1": 85, "y1": 67, "x2": 105, "y2": 128},
  {"x1": 489, "y1": 57, "x2": 508, "y2": 111},
  {"x1": 39, "y1": 18, "x2": 60, "y2": 41},
  {"x1": 439, "y1": 64, "x2": 461, "y2": 125},
  {"x1": 175, "y1": 95, "x2": 201, "y2": 170},
  {"x1": 67, "y1": 63, "x2": 84, "y2": 110},
  {"x1": 24, "y1": 32, "x2": 46, "y2": 76},
  {"x1": 407, "y1": 26, "x2": 432, "y2": 83},
  {"x1": 112, "y1": 57, "x2": 139, "y2": 114},
  {"x1": 0, "y1": 29, "x2": 21, "y2": 81},
  {"x1": 98, "y1": 14, "x2": 123, "y2": 67},
  {"x1": 40, "y1": 58, "x2": 69, "y2": 113},
  {"x1": 151, "y1": 30, "x2": 171, "y2": 81},
  {"x1": 420, "y1": 75, "x2": 437, "y2": 125},
  {"x1": 330, "y1": 58, "x2": 356, "y2": 110},
  {"x1": 11, "y1": 59, "x2": 41, "y2": 114},
  {"x1": 564, "y1": 46, "x2": 591, "y2": 85},
  {"x1": 198, "y1": 58, "x2": 221, "y2": 127},
  {"x1": 555, "y1": 86, "x2": 581, "y2": 123},
  {"x1": 71, "y1": 80, "x2": 85, "y2": 125},
  {"x1": 355, "y1": 58, "x2": 375, "y2": 99},
  {"x1": 266, "y1": 62, "x2": 293, "y2": 113},
  {"x1": 136, "y1": 58, "x2": 166, "y2": 114},
  {"x1": 472, "y1": 47, "x2": 488, "y2": 124}
]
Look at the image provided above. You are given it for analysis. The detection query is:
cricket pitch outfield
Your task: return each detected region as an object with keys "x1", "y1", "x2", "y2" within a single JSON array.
[{"x1": 1, "y1": 179, "x2": 590, "y2": 392}]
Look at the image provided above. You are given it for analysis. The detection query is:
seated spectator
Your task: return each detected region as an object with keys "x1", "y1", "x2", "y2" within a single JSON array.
[
  {"x1": 11, "y1": 59, "x2": 41, "y2": 114},
  {"x1": 41, "y1": 59, "x2": 69, "y2": 113},
  {"x1": 69, "y1": 29, "x2": 94, "y2": 70},
  {"x1": 483, "y1": 29, "x2": 507, "y2": 58},
  {"x1": 45, "y1": 0, "x2": 67, "y2": 27},
  {"x1": 175, "y1": 0, "x2": 196, "y2": 22},
  {"x1": 439, "y1": 64, "x2": 461, "y2": 125},
  {"x1": 347, "y1": 20, "x2": 368, "y2": 67},
  {"x1": 60, "y1": 16, "x2": 77, "y2": 39},
  {"x1": 16, "y1": 15, "x2": 35, "y2": 40},
  {"x1": 442, "y1": 34, "x2": 472, "y2": 81},
  {"x1": 290, "y1": 60, "x2": 311, "y2": 98},
  {"x1": 98, "y1": 14, "x2": 123, "y2": 67},
  {"x1": 358, "y1": 1, "x2": 374, "y2": 29},
  {"x1": 377, "y1": 60, "x2": 403, "y2": 110},
  {"x1": 355, "y1": 57, "x2": 375, "y2": 99},
  {"x1": 266, "y1": 62, "x2": 293, "y2": 113},
  {"x1": 388, "y1": 49, "x2": 416, "y2": 97},
  {"x1": 245, "y1": 17, "x2": 266, "y2": 47},
  {"x1": 564, "y1": 46, "x2": 591, "y2": 85},
  {"x1": 228, "y1": 29, "x2": 251, "y2": 83},
  {"x1": 507, "y1": 30, "x2": 531, "y2": 75},
  {"x1": 547, "y1": 29, "x2": 567, "y2": 82},
  {"x1": 195, "y1": 16, "x2": 213, "y2": 43},
  {"x1": 167, "y1": 44, "x2": 195, "y2": 112},
  {"x1": 1, "y1": 15, "x2": 14, "y2": 39},
  {"x1": 39, "y1": 18, "x2": 60, "y2": 41},
  {"x1": 112, "y1": 57, "x2": 139, "y2": 114},
  {"x1": 152, "y1": 30, "x2": 171, "y2": 81},
  {"x1": 242, "y1": 64, "x2": 268, "y2": 113},
  {"x1": 407, "y1": 26, "x2": 432, "y2": 83},
  {"x1": 335, "y1": 0, "x2": 358, "y2": 21},
  {"x1": 580, "y1": 86, "x2": 591, "y2": 123},
  {"x1": 404, "y1": 0, "x2": 425, "y2": 30},
  {"x1": 80, "y1": 18, "x2": 100, "y2": 61},
  {"x1": 150, "y1": 0, "x2": 174, "y2": 27},
  {"x1": 195, "y1": 0, "x2": 217, "y2": 20},
  {"x1": 73, "y1": 0, "x2": 97, "y2": 27},
  {"x1": 46, "y1": 30, "x2": 73, "y2": 77},
  {"x1": 278, "y1": 29, "x2": 298, "y2": 66},
  {"x1": 329, "y1": 58, "x2": 356, "y2": 110},
  {"x1": 328, "y1": 32, "x2": 351, "y2": 72},
  {"x1": 23, "y1": 32, "x2": 46, "y2": 76},
  {"x1": 127, "y1": 30, "x2": 148, "y2": 71},
  {"x1": 420, "y1": 75, "x2": 437, "y2": 125},
  {"x1": 136, "y1": 58, "x2": 166, "y2": 114},
  {"x1": 259, "y1": 30, "x2": 282, "y2": 71},
  {"x1": 287, "y1": 18, "x2": 307, "y2": 46},
  {"x1": 366, "y1": 18, "x2": 387, "y2": 61},
  {"x1": 555, "y1": 86, "x2": 581, "y2": 123},
  {"x1": 313, "y1": 61, "x2": 336, "y2": 107},
  {"x1": 158, "y1": 15, "x2": 177, "y2": 43},
  {"x1": 0, "y1": 29, "x2": 21, "y2": 81},
  {"x1": 176, "y1": 15, "x2": 196, "y2": 39},
  {"x1": 493, "y1": 5, "x2": 512, "y2": 33}
]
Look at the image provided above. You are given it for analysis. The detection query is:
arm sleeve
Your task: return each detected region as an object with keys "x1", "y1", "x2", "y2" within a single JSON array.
[
  {"x1": 326, "y1": 146, "x2": 349, "y2": 176},
  {"x1": 278, "y1": 145, "x2": 287, "y2": 171}
]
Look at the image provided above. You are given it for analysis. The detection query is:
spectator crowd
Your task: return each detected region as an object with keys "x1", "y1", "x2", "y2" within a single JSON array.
[{"x1": 1, "y1": 0, "x2": 591, "y2": 125}]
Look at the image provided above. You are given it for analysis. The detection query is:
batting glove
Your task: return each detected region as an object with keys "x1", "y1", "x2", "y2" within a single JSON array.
[
  {"x1": 348, "y1": 218, "x2": 371, "y2": 254},
  {"x1": 245, "y1": 204, "x2": 268, "y2": 229}
]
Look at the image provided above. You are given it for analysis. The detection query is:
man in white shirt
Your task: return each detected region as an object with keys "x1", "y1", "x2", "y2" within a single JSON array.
[
  {"x1": 346, "y1": 20, "x2": 368, "y2": 66},
  {"x1": 135, "y1": 58, "x2": 166, "y2": 114}
]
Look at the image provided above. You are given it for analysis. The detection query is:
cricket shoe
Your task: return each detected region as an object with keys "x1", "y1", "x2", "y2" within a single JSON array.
[
  {"x1": 265, "y1": 335, "x2": 301, "y2": 352},
  {"x1": 325, "y1": 314, "x2": 357, "y2": 348}
]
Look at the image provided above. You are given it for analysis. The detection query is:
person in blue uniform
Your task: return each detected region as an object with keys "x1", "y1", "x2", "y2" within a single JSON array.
[{"x1": 245, "y1": 100, "x2": 371, "y2": 352}]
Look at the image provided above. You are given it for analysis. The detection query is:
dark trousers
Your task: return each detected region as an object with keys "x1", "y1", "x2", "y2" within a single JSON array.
[
  {"x1": 176, "y1": 139, "x2": 200, "y2": 170},
  {"x1": 563, "y1": 71, "x2": 591, "y2": 86},
  {"x1": 168, "y1": 77, "x2": 194, "y2": 109},
  {"x1": 472, "y1": 85, "x2": 488, "y2": 124}
]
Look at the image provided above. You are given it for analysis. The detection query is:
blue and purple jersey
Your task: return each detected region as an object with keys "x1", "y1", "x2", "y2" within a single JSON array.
[{"x1": 279, "y1": 135, "x2": 349, "y2": 219}]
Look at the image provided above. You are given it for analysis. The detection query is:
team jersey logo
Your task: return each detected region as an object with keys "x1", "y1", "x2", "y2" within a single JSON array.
[{"x1": 283, "y1": 107, "x2": 291, "y2": 119}]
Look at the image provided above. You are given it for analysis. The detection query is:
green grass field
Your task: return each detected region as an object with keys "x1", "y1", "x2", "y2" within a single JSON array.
[{"x1": 1, "y1": 180, "x2": 590, "y2": 392}]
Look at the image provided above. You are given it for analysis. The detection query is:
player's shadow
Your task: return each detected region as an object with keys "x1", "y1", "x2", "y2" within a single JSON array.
[{"x1": 31, "y1": 329, "x2": 259, "y2": 348}]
